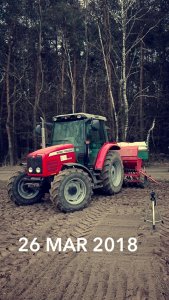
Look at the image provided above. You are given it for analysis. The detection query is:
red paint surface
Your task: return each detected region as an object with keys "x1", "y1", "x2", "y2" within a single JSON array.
[
  {"x1": 27, "y1": 144, "x2": 76, "y2": 177},
  {"x1": 27, "y1": 144, "x2": 74, "y2": 157},
  {"x1": 95, "y1": 142, "x2": 120, "y2": 170}
]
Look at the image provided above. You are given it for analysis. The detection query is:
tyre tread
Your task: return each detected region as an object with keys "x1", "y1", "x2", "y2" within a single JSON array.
[
  {"x1": 7, "y1": 171, "x2": 43, "y2": 205},
  {"x1": 102, "y1": 150, "x2": 123, "y2": 195},
  {"x1": 50, "y1": 168, "x2": 92, "y2": 213}
]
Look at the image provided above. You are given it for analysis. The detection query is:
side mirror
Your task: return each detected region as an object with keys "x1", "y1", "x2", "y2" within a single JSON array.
[
  {"x1": 35, "y1": 124, "x2": 42, "y2": 135},
  {"x1": 91, "y1": 120, "x2": 100, "y2": 131}
]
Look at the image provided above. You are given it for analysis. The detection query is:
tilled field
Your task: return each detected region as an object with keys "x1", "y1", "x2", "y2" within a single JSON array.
[{"x1": 0, "y1": 178, "x2": 169, "y2": 300}]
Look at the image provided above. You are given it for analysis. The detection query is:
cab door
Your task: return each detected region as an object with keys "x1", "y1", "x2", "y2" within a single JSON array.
[{"x1": 86, "y1": 120, "x2": 108, "y2": 166}]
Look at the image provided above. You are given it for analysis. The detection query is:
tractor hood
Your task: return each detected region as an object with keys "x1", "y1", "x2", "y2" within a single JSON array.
[{"x1": 27, "y1": 144, "x2": 74, "y2": 157}]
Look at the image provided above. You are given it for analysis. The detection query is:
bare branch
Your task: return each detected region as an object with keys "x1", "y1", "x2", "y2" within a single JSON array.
[
  {"x1": 146, "y1": 118, "x2": 156, "y2": 148},
  {"x1": 126, "y1": 20, "x2": 161, "y2": 55},
  {"x1": 126, "y1": 50, "x2": 137, "y2": 79}
]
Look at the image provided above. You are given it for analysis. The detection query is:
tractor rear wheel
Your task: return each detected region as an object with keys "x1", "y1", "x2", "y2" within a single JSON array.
[
  {"x1": 102, "y1": 150, "x2": 124, "y2": 195},
  {"x1": 7, "y1": 171, "x2": 44, "y2": 205},
  {"x1": 50, "y1": 168, "x2": 92, "y2": 212}
]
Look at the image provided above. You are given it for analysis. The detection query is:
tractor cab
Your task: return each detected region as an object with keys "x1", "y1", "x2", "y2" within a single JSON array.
[{"x1": 51, "y1": 113, "x2": 109, "y2": 166}]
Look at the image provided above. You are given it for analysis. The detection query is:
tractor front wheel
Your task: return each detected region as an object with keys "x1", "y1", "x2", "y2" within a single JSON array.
[
  {"x1": 102, "y1": 150, "x2": 124, "y2": 195},
  {"x1": 50, "y1": 168, "x2": 92, "y2": 212},
  {"x1": 7, "y1": 171, "x2": 44, "y2": 205}
]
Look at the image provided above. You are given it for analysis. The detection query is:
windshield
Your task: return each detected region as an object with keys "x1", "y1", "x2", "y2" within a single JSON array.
[{"x1": 51, "y1": 120, "x2": 84, "y2": 147}]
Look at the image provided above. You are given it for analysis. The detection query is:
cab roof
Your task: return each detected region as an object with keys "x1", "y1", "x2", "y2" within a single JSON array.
[{"x1": 53, "y1": 112, "x2": 107, "y2": 121}]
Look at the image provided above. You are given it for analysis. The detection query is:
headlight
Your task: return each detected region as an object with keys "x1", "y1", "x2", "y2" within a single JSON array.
[
  {"x1": 28, "y1": 167, "x2": 33, "y2": 173},
  {"x1": 36, "y1": 167, "x2": 41, "y2": 173}
]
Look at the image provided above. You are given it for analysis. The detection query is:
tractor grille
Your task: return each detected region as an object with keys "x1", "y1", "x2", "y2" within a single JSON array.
[{"x1": 27, "y1": 156, "x2": 43, "y2": 173}]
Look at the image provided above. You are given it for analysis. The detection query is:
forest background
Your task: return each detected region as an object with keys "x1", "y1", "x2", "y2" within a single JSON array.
[{"x1": 0, "y1": 0, "x2": 169, "y2": 165}]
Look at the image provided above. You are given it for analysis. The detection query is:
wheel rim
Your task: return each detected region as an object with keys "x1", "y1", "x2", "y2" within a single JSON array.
[
  {"x1": 64, "y1": 178, "x2": 87, "y2": 205},
  {"x1": 17, "y1": 178, "x2": 40, "y2": 200},
  {"x1": 111, "y1": 160, "x2": 122, "y2": 187}
]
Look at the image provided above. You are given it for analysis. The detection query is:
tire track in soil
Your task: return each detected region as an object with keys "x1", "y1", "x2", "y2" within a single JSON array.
[
  {"x1": 1, "y1": 212, "x2": 163, "y2": 299},
  {"x1": 7, "y1": 200, "x2": 114, "y2": 299},
  {"x1": 154, "y1": 211, "x2": 169, "y2": 300},
  {"x1": 0, "y1": 181, "x2": 169, "y2": 299},
  {"x1": 0, "y1": 182, "x2": 119, "y2": 300}
]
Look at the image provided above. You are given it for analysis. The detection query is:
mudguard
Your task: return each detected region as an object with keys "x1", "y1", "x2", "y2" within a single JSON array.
[
  {"x1": 95, "y1": 142, "x2": 120, "y2": 170},
  {"x1": 62, "y1": 163, "x2": 95, "y2": 182}
]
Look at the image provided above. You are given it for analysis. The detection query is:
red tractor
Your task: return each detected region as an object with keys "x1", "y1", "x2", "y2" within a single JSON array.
[{"x1": 7, "y1": 113, "x2": 148, "y2": 212}]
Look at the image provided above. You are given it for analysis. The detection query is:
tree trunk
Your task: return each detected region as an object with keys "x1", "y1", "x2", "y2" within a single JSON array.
[
  {"x1": 6, "y1": 42, "x2": 14, "y2": 165},
  {"x1": 0, "y1": 81, "x2": 5, "y2": 163},
  {"x1": 139, "y1": 39, "x2": 144, "y2": 140},
  {"x1": 72, "y1": 54, "x2": 77, "y2": 114},
  {"x1": 121, "y1": 0, "x2": 129, "y2": 141},
  {"x1": 98, "y1": 23, "x2": 119, "y2": 141},
  {"x1": 82, "y1": 0, "x2": 89, "y2": 113},
  {"x1": 33, "y1": 0, "x2": 44, "y2": 149},
  {"x1": 61, "y1": 58, "x2": 65, "y2": 99}
]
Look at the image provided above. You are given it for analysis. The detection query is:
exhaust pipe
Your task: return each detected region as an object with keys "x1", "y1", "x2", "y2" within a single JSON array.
[{"x1": 40, "y1": 117, "x2": 46, "y2": 148}]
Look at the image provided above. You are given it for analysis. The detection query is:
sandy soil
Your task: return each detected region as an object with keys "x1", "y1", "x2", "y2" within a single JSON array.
[{"x1": 0, "y1": 165, "x2": 169, "y2": 300}]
